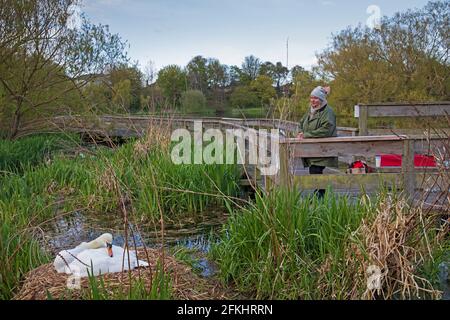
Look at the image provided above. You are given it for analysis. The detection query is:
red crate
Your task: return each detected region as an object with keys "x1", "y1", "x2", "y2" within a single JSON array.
[{"x1": 380, "y1": 154, "x2": 437, "y2": 167}]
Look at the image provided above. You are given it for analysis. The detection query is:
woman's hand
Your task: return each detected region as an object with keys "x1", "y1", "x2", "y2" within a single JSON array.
[{"x1": 297, "y1": 132, "x2": 304, "y2": 140}]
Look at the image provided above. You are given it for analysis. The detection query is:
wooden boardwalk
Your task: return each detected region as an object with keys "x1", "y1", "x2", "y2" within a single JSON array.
[{"x1": 18, "y1": 103, "x2": 449, "y2": 211}]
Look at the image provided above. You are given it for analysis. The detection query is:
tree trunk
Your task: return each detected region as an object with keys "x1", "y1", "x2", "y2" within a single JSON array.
[{"x1": 8, "y1": 100, "x2": 22, "y2": 140}]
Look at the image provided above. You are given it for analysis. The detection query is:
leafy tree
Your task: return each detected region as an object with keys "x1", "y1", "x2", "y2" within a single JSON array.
[
  {"x1": 289, "y1": 66, "x2": 319, "y2": 116},
  {"x1": 228, "y1": 65, "x2": 242, "y2": 86},
  {"x1": 156, "y1": 65, "x2": 187, "y2": 107},
  {"x1": 141, "y1": 84, "x2": 164, "y2": 112},
  {"x1": 143, "y1": 60, "x2": 157, "y2": 86},
  {"x1": 260, "y1": 61, "x2": 289, "y2": 95},
  {"x1": 250, "y1": 75, "x2": 276, "y2": 106},
  {"x1": 0, "y1": 0, "x2": 128, "y2": 138},
  {"x1": 315, "y1": 0, "x2": 449, "y2": 115},
  {"x1": 142, "y1": 60, "x2": 159, "y2": 111},
  {"x1": 207, "y1": 58, "x2": 228, "y2": 89},
  {"x1": 230, "y1": 86, "x2": 259, "y2": 109},
  {"x1": 259, "y1": 62, "x2": 275, "y2": 78},
  {"x1": 109, "y1": 64, "x2": 143, "y2": 112},
  {"x1": 231, "y1": 75, "x2": 276, "y2": 108},
  {"x1": 181, "y1": 90, "x2": 207, "y2": 114},
  {"x1": 83, "y1": 82, "x2": 111, "y2": 113},
  {"x1": 206, "y1": 58, "x2": 229, "y2": 109},
  {"x1": 186, "y1": 56, "x2": 208, "y2": 93},
  {"x1": 112, "y1": 79, "x2": 131, "y2": 112},
  {"x1": 272, "y1": 62, "x2": 289, "y2": 94},
  {"x1": 240, "y1": 55, "x2": 261, "y2": 84},
  {"x1": 291, "y1": 66, "x2": 318, "y2": 97}
]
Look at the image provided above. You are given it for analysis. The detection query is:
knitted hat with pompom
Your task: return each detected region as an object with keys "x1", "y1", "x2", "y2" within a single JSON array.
[{"x1": 310, "y1": 86, "x2": 330, "y2": 101}]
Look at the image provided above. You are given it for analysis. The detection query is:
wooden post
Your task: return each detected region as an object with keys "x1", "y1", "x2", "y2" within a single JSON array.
[
  {"x1": 264, "y1": 175, "x2": 273, "y2": 192},
  {"x1": 358, "y1": 105, "x2": 369, "y2": 136},
  {"x1": 279, "y1": 142, "x2": 291, "y2": 190},
  {"x1": 402, "y1": 139, "x2": 416, "y2": 202}
]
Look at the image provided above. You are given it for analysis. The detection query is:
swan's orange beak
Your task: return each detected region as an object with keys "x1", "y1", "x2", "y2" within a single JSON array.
[{"x1": 107, "y1": 243, "x2": 113, "y2": 257}]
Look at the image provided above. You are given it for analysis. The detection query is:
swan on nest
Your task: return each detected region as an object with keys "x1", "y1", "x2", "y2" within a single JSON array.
[{"x1": 53, "y1": 233, "x2": 149, "y2": 277}]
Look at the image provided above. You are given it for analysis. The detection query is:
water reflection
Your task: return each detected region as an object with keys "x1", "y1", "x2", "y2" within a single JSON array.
[{"x1": 41, "y1": 211, "x2": 225, "y2": 278}]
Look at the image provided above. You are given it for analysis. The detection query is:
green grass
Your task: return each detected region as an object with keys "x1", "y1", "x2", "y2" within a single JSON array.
[
  {"x1": 230, "y1": 107, "x2": 268, "y2": 119},
  {"x1": 416, "y1": 234, "x2": 450, "y2": 296},
  {"x1": 0, "y1": 223, "x2": 51, "y2": 300},
  {"x1": 0, "y1": 133, "x2": 81, "y2": 175},
  {"x1": 210, "y1": 189, "x2": 370, "y2": 299},
  {"x1": 210, "y1": 189, "x2": 446, "y2": 299},
  {"x1": 0, "y1": 133, "x2": 240, "y2": 300},
  {"x1": 171, "y1": 246, "x2": 206, "y2": 275},
  {"x1": 82, "y1": 261, "x2": 172, "y2": 300}
]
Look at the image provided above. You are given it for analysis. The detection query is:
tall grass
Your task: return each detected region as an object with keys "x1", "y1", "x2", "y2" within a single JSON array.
[
  {"x1": 211, "y1": 190, "x2": 370, "y2": 299},
  {"x1": 0, "y1": 134, "x2": 81, "y2": 174},
  {"x1": 0, "y1": 133, "x2": 240, "y2": 299},
  {"x1": 0, "y1": 223, "x2": 50, "y2": 300},
  {"x1": 82, "y1": 261, "x2": 172, "y2": 300},
  {"x1": 211, "y1": 189, "x2": 446, "y2": 299}
]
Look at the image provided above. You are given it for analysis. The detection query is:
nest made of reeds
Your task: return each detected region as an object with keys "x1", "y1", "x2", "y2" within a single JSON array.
[{"x1": 14, "y1": 248, "x2": 235, "y2": 300}]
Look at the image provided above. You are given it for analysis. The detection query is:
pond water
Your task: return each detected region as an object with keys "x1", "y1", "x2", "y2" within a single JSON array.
[
  {"x1": 38, "y1": 203, "x2": 449, "y2": 299},
  {"x1": 40, "y1": 210, "x2": 227, "y2": 278}
]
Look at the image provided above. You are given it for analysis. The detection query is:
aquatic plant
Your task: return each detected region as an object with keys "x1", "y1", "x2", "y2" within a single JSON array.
[{"x1": 211, "y1": 189, "x2": 447, "y2": 299}]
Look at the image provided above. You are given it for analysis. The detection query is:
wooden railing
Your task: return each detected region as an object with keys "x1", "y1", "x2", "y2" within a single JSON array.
[
  {"x1": 18, "y1": 115, "x2": 358, "y2": 138},
  {"x1": 355, "y1": 102, "x2": 450, "y2": 136},
  {"x1": 15, "y1": 114, "x2": 448, "y2": 209},
  {"x1": 264, "y1": 134, "x2": 448, "y2": 208}
]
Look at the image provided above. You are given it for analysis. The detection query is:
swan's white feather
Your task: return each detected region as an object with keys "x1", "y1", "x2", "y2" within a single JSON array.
[
  {"x1": 64, "y1": 245, "x2": 149, "y2": 277},
  {"x1": 53, "y1": 233, "x2": 148, "y2": 276},
  {"x1": 53, "y1": 243, "x2": 89, "y2": 273}
]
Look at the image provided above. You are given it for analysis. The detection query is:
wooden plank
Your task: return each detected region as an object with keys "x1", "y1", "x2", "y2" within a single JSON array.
[
  {"x1": 279, "y1": 143, "x2": 291, "y2": 189},
  {"x1": 358, "y1": 105, "x2": 369, "y2": 136},
  {"x1": 292, "y1": 172, "x2": 445, "y2": 192},
  {"x1": 369, "y1": 128, "x2": 450, "y2": 136},
  {"x1": 293, "y1": 173, "x2": 402, "y2": 192},
  {"x1": 361, "y1": 103, "x2": 450, "y2": 117},
  {"x1": 290, "y1": 139, "x2": 405, "y2": 158},
  {"x1": 283, "y1": 135, "x2": 405, "y2": 143},
  {"x1": 416, "y1": 173, "x2": 450, "y2": 193},
  {"x1": 413, "y1": 137, "x2": 449, "y2": 154},
  {"x1": 264, "y1": 175, "x2": 274, "y2": 192},
  {"x1": 375, "y1": 167, "x2": 440, "y2": 173},
  {"x1": 402, "y1": 139, "x2": 416, "y2": 201}
]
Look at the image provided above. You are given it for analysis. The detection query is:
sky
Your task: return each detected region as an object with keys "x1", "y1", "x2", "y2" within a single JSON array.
[{"x1": 81, "y1": 0, "x2": 432, "y2": 72}]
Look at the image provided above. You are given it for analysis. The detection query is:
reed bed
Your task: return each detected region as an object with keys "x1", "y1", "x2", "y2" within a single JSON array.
[
  {"x1": 211, "y1": 190, "x2": 448, "y2": 299},
  {"x1": 0, "y1": 134, "x2": 81, "y2": 175},
  {"x1": 0, "y1": 132, "x2": 240, "y2": 300}
]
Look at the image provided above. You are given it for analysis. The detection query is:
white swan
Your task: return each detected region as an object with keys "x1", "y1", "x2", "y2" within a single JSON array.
[
  {"x1": 53, "y1": 233, "x2": 113, "y2": 273},
  {"x1": 53, "y1": 233, "x2": 149, "y2": 277},
  {"x1": 65, "y1": 244, "x2": 149, "y2": 277}
]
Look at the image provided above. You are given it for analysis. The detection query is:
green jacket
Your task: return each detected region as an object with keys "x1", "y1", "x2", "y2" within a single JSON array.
[{"x1": 299, "y1": 105, "x2": 338, "y2": 168}]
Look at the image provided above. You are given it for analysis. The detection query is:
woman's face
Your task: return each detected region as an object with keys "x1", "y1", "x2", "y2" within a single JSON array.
[{"x1": 310, "y1": 96, "x2": 321, "y2": 108}]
